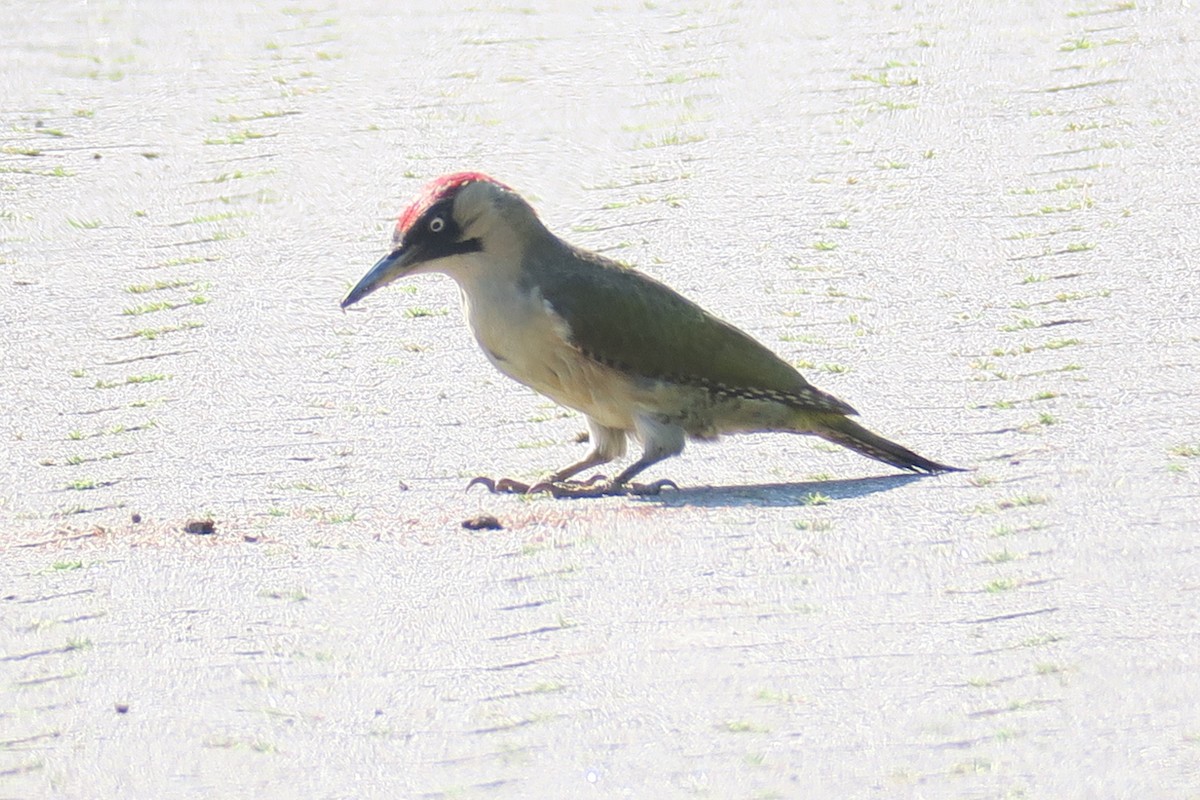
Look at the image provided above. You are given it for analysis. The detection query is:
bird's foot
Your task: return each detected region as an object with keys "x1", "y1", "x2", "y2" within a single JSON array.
[
  {"x1": 466, "y1": 474, "x2": 677, "y2": 498},
  {"x1": 466, "y1": 476, "x2": 537, "y2": 494},
  {"x1": 633, "y1": 479, "x2": 681, "y2": 496},
  {"x1": 466, "y1": 474, "x2": 606, "y2": 496},
  {"x1": 537, "y1": 475, "x2": 678, "y2": 498},
  {"x1": 626, "y1": 479, "x2": 679, "y2": 496}
]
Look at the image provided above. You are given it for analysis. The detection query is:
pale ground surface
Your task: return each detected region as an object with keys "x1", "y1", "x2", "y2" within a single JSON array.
[{"x1": 2, "y1": 1, "x2": 1198, "y2": 798}]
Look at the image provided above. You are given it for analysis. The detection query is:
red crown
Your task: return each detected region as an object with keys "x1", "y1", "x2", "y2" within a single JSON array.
[{"x1": 395, "y1": 172, "x2": 510, "y2": 236}]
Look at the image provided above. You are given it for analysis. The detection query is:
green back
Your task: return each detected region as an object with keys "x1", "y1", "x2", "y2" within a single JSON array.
[{"x1": 523, "y1": 240, "x2": 855, "y2": 415}]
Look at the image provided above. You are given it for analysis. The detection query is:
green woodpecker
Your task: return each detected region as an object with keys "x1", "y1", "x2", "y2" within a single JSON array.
[{"x1": 342, "y1": 172, "x2": 960, "y2": 497}]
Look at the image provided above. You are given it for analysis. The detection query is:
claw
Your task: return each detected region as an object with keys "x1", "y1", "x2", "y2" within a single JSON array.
[
  {"x1": 467, "y1": 475, "x2": 678, "y2": 498},
  {"x1": 527, "y1": 473, "x2": 607, "y2": 494},
  {"x1": 466, "y1": 476, "x2": 532, "y2": 494},
  {"x1": 627, "y1": 479, "x2": 678, "y2": 496},
  {"x1": 542, "y1": 477, "x2": 679, "y2": 499},
  {"x1": 466, "y1": 476, "x2": 496, "y2": 493}
]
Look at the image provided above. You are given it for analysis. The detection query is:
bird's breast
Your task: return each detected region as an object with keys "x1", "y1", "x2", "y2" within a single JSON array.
[{"x1": 458, "y1": 284, "x2": 638, "y2": 429}]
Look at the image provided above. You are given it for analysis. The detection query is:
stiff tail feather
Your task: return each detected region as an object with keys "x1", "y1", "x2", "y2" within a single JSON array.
[{"x1": 817, "y1": 415, "x2": 962, "y2": 474}]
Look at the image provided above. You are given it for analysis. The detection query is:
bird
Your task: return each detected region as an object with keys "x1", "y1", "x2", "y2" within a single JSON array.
[{"x1": 341, "y1": 172, "x2": 961, "y2": 497}]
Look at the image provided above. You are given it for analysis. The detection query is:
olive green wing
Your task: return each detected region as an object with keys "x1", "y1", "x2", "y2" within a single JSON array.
[{"x1": 528, "y1": 244, "x2": 856, "y2": 416}]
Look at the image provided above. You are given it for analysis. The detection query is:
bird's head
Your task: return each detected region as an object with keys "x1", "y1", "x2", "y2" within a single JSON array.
[{"x1": 341, "y1": 172, "x2": 542, "y2": 308}]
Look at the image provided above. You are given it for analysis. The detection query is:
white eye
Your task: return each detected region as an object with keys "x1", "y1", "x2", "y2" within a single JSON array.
[{"x1": 429, "y1": 216, "x2": 445, "y2": 233}]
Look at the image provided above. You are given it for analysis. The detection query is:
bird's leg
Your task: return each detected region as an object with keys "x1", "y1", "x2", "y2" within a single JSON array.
[
  {"x1": 542, "y1": 415, "x2": 684, "y2": 498},
  {"x1": 541, "y1": 420, "x2": 627, "y2": 485},
  {"x1": 467, "y1": 418, "x2": 626, "y2": 495}
]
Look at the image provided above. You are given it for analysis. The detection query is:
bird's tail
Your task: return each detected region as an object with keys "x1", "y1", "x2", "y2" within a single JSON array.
[{"x1": 815, "y1": 415, "x2": 962, "y2": 474}]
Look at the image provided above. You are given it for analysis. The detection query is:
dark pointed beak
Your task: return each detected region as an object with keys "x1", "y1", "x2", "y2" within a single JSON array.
[{"x1": 341, "y1": 243, "x2": 422, "y2": 308}]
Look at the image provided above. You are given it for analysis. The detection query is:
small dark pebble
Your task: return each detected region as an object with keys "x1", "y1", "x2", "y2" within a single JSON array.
[
  {"x1": 183, "y1": 519, "x2": 215, "y2": 535},
  {"x1": 131, "y1": 513, "x2": 142, "y2": 524},
  {"x1": 115, "y1": 703, "x2": 129, "y2": 714},
  {"x1": 462, "y1": 514, "x2": 503, "y2": 531},
  {"x1": 242, "y1": 534, "x2": 259, "y2": 543},
  {"x1": 93, "y1": 153, "x2": 102, "y2": 160}
]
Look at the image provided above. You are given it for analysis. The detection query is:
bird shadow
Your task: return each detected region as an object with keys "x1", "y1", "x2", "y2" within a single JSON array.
[{"x1": 635, "y1": 472, "x2": 930, "y2": 508}]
